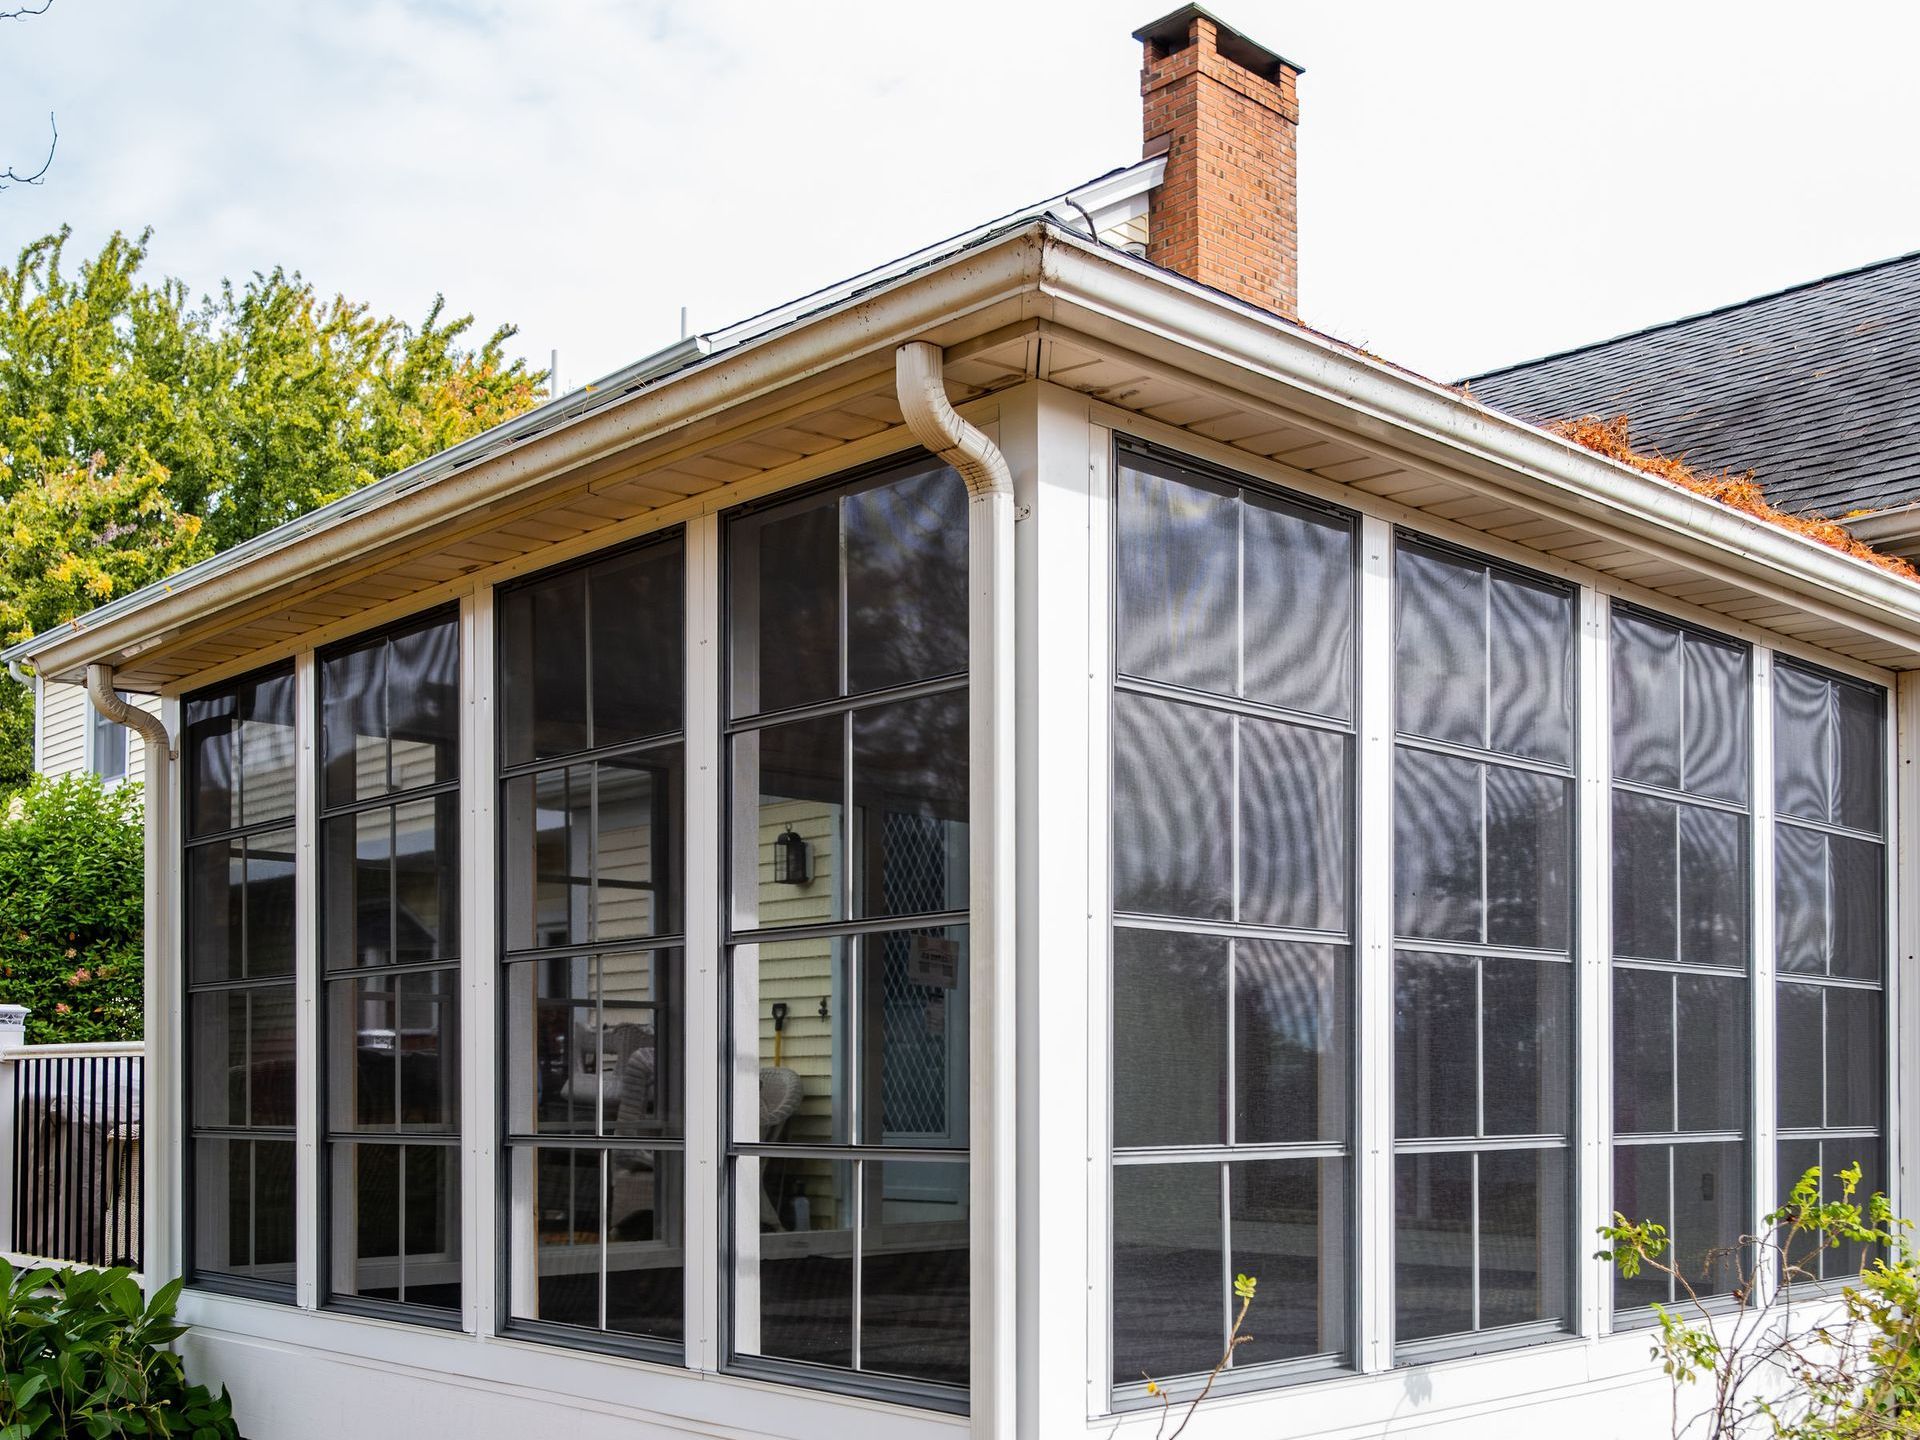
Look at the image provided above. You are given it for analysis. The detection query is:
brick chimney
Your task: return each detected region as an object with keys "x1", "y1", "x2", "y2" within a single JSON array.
[{"x1": 1136, "y1": 5, "x2": 1303, "y2": 319}]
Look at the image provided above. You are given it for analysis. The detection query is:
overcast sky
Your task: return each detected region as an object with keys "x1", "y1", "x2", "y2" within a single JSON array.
[{"x1": 4, "y1": 1, "x2": 1919, "y2": 390}]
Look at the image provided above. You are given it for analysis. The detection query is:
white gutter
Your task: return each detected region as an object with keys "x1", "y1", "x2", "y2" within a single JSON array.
[
  {"x1": 16, "y1": 230, "x2": 1051, "y2": 685},
  {"x1": 1847, "y1": 503, "x2": 1920, "y2": 545},
  {"x1": 895, "y1": 341, "x2": 1015, "y2": 1440},
  {"x1": 19, "y1": 219, "x2": 1920, "y2": 684}
]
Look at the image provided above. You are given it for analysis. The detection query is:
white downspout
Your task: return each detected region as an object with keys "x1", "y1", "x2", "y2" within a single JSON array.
[
  {"x1": 88, "y1": 664, "x2": 174, "y2": 1286},
  {"x1": 87, "y1": 664, "x2": 174, "y2": 760},
  {"x1": 895, "y1": 341, "x2": 1016, "y2": 1440}
]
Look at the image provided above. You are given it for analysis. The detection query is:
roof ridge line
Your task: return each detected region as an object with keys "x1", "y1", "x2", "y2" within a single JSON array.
[{"x1": 1463, "y1": 245, "x2": 1920, "y2": 385}]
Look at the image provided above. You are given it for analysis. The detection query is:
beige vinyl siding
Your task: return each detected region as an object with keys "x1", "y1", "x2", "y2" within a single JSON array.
[
  {"x1": 37, "y1": 680, "x2": 160, "y2": 786},
  {"x1": 754, "y1": 801, "x2": 837, "y2": 1150}
]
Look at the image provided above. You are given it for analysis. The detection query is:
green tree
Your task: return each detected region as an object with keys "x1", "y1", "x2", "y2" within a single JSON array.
[
  {"x1": 0, "y1": 225, "x2": 545, "y2": 790},
  {"x1": 0, "y1": 774, "x2": 143, "y2": 1042}
]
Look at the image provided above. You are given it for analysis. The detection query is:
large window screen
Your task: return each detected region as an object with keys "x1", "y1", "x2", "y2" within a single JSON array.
[
  {"x1": 1773, "y1": 660, "x2": 1887, "y2": 1280},
  {"x1": 1609, "y1": 609, "x2": 1750, "y2": 1313},
  {"x1": 1391, "y1": 537, "x2": 1574, "y2": 1352},
  {"x1": 319, "y1": 611, "x2": 462, "y2": 1316},
  {"x1": 1111, "y1": 444, "x2": 1358, "y2": 1389},
  {"x1": 498, "y1": 533, "x2": 687, "y2": 1347},
  {"x1": 725, "y1": 456, "x2": 972, "y2": 1394},
  {"x1": 183, "y1": 667, "x2": 298, "y2": 1293}
]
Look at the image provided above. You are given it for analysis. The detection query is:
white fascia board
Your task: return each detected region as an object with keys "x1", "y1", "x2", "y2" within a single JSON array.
[
  {"x1": 1030, "y1": 231, "x2": 1920, "y2": 657},
  {"x1": 15, "y1": 228, "x2": 1056, "y2": 686},
  {"x1": 21, "y1": 214, "x2": 1920, "y2": 683},
  {"x1": 2, "y1": 161, "x2": 1170, "y2": 681}
]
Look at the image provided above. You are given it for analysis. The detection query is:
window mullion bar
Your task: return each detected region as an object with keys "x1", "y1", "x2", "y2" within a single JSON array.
[
  {"x1": 1751, "y1": 648, "x2": 1779, "y2": 1307},
  {"x1": 1469, "y1": 1151, "x2": 1481, "y2": 1334},
  {"x1": 851, "y1": 1157, "x2": 864, "y2": 1373},
  {"x1": 1220, "y1": 1160, "x2": 1234, "y2": 1364},
  {"x1": 681, "y1": 510, "x2": 722, "y2": 1373},
  {"x1": 1892, "y1": 671, "x2": 1917, "y2": 1230},
  {"x1": 1666, "y1": 1147, "x2": 1678, "y2": 1306},
  {"x1": 1578, "y1": 585, "x2": 1611, "y2": 1338},
  {"x1": 599, "y1": 1149, "x2": 610, "y2": 1333},
  {"x1": 1355, "y1": 514, "x2": 1395, "y2": 1374},
  {"x1": 1225, "y1": 944, "x2": 1237, "y2": 1149},
  {"x1": 294, "y1": 649, "x2": 320, "y2": 1309},
  {"x1": 396, "y1": 1142, "x2": 408, "y2": 1305},
  {"x1": 1230, "y1": 717, "x2": 1242, "y2": 926},
  {"x1": 1474, "y1": 959, "x2": 1486, "y2": 1140},
  {"x1": 1669, "y1": 976, "x2": 1681, "y2": 1134}
]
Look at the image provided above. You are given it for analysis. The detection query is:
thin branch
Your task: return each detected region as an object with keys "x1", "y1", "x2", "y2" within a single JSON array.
[
  {"x1": 0, "y1": 111, "x2": 56, "y2": 189},
  {"x1": 2, "y1": 0, "x2": 57, "y2": 189}
]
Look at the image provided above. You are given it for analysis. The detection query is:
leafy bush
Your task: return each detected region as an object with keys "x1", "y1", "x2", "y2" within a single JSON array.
[
  {"x1": 0, "y1": 775, "x2": 143, "y2": 1043},
  {"x1": 1602, "y1": 1162, "x2": 1920, "y2": 1438},
  {"x1": 0, "y1": 1260, "x2": 239, "y2": 1438}
]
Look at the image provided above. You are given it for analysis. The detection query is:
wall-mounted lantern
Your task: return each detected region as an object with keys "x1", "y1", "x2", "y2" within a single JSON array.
[{"x1": 773, "y1": 827, "x2": 811, "y2": 886}]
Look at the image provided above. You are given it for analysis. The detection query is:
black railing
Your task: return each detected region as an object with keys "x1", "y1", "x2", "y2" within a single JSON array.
[{"x1": 10, "y1": 1050, "x2": 144, "y2": 1269}]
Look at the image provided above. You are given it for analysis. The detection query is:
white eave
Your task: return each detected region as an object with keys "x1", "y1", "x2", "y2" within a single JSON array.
[{"x1": 15, "y1": 214, "x2": 1920, "y2": 685}]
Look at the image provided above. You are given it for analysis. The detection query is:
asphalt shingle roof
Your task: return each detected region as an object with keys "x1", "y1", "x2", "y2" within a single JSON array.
[{"x1": 1463, "y1": 251, "x2": 1920, "y2": 518}]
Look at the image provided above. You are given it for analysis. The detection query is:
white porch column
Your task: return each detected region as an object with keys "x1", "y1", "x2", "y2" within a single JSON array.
[
  {"x1": 969, "y1": 474, "x2": 1017, "y2": 1440},
  {"x1": 141, "y1": 718, "x2": 178, "y2": 1285},
  {"x1": 1000, "y1": 381, "x2": 1098, "y2": 1436}
]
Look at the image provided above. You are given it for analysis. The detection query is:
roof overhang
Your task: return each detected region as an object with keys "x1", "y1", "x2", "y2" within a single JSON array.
[
  {"x1": 1845, "y1": 503, "x2": 1920, "y2": 562},
  {"x1": 17, "y1": 218, "x2": 1920, "y2": 690}
]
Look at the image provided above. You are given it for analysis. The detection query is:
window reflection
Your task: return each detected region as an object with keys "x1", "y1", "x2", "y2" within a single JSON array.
[
  {"x1": 1391, "y1": 537, "x2": 1575, "y2": 1351},
  {"x1": 726, "y1": 459, "x2": 972, "y2": 1393},
  {"x1": 319, "y1": 611, "x2": 462, "y2": 1316},
  {"x1": 183, "y1": 666, "x2": 299, "y2": 1294},
  {"x1": 1110, "y1": 446, "x2": 1358, "y2": 1389},
  {"x1": 498, "y1": 533, "x2": 688, "y2": 1348}
]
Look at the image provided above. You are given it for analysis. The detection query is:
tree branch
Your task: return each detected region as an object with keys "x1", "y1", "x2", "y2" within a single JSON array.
[
  {"x1": 2, "y1": 0, "x2": 56, "y2": 190},
  {"x1": 1, "y1": 112, "x2": 56, "y2": 189}
]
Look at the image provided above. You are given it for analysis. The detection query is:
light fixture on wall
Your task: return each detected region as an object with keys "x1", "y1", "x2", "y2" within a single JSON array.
[{"x1": 773, "y1": 827, "x2": 811, "y2": 886}]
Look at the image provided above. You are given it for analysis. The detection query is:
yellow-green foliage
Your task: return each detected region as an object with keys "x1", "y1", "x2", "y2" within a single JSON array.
[{"x1": 0, "y1": 225, "x2": 545, "y2": 790}]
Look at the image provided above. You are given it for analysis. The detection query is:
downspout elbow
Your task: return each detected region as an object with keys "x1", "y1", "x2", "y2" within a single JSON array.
[
  {"x1": 6, "y1": 659, "x2": 30, "y2": 688},
  {"x1": 87, "y1": 663, "x2": 174, "y2": 760},
  {"x1": 894, "y1": 341, "x2": 1013, "y2": 498}
]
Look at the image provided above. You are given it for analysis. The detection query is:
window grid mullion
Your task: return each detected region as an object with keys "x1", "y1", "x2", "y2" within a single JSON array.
[
  {"x1": 1469, "y1": 1152, "x2": 1481, "y2": 1333},
  {"x1": 1220, "y1": 1161, "x2": 1234, "y2": 1362}
]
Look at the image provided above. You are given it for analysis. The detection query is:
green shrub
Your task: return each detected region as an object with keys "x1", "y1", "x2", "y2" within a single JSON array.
[
  {"x1": 0, "y1": 775, "x2": 144, "y2": 1043},
  {"x1": 1602, "y1": 1162, "x2": 1920, "y2": 1438},
  {"x1": 0, "y1": 1260, "x2": 239, "y2": 1438}
]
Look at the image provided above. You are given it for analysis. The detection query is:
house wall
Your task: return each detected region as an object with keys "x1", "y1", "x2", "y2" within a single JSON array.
[
  {"x1": 36, "y1": 678, "x2": 162, "y2": 787},
  {"x1": 139, "y1": 381, "x2": 1910, "y2": 1440}
]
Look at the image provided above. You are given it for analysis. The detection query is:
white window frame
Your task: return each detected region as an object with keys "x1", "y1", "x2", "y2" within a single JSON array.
[
  {"x1": 125, "y1": 380, "x2": 1906, "y2": 1440},
  {"x1": 1077, "y1": 404, "x2": 1903, "y2": 1431},
  {"x1": 87, "y1": 687, "x2": 130, "y2": 786}
]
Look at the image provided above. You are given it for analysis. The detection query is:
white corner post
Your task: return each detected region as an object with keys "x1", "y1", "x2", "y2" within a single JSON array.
[
  {"x1": 0, "y1": 1004, "x2": 25, "y2": 1255},
  {"x1": 895, "y1": 341, "x2": 1017, "y2": 1440},
  {"x1": 86, "y1": 664, "x2": 177, "y2": 1284},
  {"x1": 1894, "y1": 670, "x2": 1919, "y2": 1222}
]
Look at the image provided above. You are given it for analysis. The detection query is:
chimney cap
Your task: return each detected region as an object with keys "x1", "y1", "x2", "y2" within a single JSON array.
[{"x1": 1133, "y1": 4, "x2": 1305, "y2": 78}]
